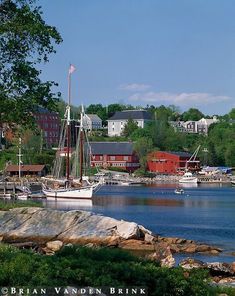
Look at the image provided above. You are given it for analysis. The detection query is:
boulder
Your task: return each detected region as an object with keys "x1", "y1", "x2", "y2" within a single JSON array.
[
  {"x1": 46, "y1": 240, "x2": 63, "y2": 252},
  {"x1": 119, "y1": 239, "x2": 155, "y2": 251},
  {"x1": 179, "y1": 258, "x2": 206, "y2": 269},
  {"x1": 182, "y1": 244, "x2": 197, "y2": 253},
  {"x1": 207, "y1": 262, "x2": 234, "y2": 276},
  {"x1": 148, "y1": 243, "x2": 175, "y2": 267}
]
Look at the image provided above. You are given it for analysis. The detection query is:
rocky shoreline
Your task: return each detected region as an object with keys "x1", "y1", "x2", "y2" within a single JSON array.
[
  {"x1": 0, "y1": 207, "x2": 234, "y2": 287},
  {"x1": 0, "y1": 207, "x2": 221, "y2": 255}
]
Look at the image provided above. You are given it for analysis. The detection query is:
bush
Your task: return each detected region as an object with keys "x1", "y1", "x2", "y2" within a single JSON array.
[{"x1": 0, "y1": 244, "x2": 232, "y2": 295}]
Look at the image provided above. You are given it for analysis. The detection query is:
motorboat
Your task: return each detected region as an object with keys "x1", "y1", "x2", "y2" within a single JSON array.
[
  {"x1": 179, "y1": 172, "x2": 198, "y2": 184},
  {"x1": 174, "y1": 188, "x2": 184, "y2": 194}
]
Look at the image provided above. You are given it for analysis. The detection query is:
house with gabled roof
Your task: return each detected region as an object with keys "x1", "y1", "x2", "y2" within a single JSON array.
[
  {"x1": 107, "y1": 110, "x2": 152, "y2": 137},
  {"x1": 86, "y1": 114, "x2": 102, "y2": 130},
  {"x1": 90, "y1": 142, "x2": 140, "y2": 172}
]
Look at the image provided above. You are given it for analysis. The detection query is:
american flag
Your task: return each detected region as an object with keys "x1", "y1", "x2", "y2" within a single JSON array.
[{"x1": 68, "y1": 64, "x2": 76, "y2": 74}]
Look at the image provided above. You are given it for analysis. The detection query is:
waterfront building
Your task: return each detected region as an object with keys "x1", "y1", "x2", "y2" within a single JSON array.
[
  {"x1": 107, "y1": 110, "x2": 152, "y2": 137},
  {"x1": 90, "y1": 142, "x2": 140, "y2": 172},
  {"x1": 6, "y1": 164, "x2": 46, "y2": 177},
  {"x1": 147, "y1": 151, "x2": 200, "y2": 174}
]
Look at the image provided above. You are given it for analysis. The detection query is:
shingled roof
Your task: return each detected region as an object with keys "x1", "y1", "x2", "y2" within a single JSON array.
[
  {"x1": 107, "y1": 110, "x2": 152, "y2": 121},
  {"x1": 6, "y1": 165, "x2": 45, "y2": 172},
  {"x1": 90, "y1": 142, "x2": 134, "y2": 155},
  {"x1": 165, "y1": 151, "x2": 193, "y2": 158}
]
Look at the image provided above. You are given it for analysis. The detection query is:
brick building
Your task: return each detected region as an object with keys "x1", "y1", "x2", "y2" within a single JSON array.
[
  {"x1": 34, "y1": 107, "x2": 60, "y2": 147},
  {"x1": 90, "y1": 142, "x2": 140, "y2": 172},
  {"x1": 147, "y1": 151, "x2": 200, "y2": 174}
]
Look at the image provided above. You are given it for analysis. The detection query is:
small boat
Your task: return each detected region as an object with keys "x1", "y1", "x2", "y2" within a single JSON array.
[
  {"x1": 174, "y1": 188, "x2": 184, "y2": 194},
  {"x1": 231, "y1": 180, "x2": 235, "y2": 186},
  {"x1": 179, "y1": 172, "x2": 198, "y2": 184}
]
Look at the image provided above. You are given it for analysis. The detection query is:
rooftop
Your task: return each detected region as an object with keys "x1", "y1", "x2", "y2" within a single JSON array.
[
  {"x1": 90, "y1": 142, "x2": 134, "y2": 155},
  {"x1": 164, "y1": 151, "x2": 193, "y2": 157},
  {"x1": 108, "y1": 110, "x2": 152, "y2": 121},
  {"x1": 6, "y1": 164, "x2": 46, "y2": 172},
  {"x1": 86, "y1": 114, "x2": 102, "y2": 121}
]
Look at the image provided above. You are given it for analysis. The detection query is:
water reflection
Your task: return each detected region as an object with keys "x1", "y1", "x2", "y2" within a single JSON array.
[{"x1": 43, "y1": 198, "x2": 93, "y2": 210}]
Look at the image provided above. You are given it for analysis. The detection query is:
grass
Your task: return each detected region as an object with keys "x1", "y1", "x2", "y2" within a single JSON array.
[{"x1": 0, "y1": 199, "x2": 42, "y2": 211}]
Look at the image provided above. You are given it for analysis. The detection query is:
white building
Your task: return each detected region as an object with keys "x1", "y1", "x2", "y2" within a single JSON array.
[
  {"x1": 107, "y1": 110, "x2": 152, "y2": 137},
  {"x1": 169, "y1": 116, "x2": 218, "y2": 135},
  {"x1": 197, "y1": 117, "x2": 218, "y2": 134},
  {"x1": 86, "y1": 114, "x2": 102, "y2": 131}
]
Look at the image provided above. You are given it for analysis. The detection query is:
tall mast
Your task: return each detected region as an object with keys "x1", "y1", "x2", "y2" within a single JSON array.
[
  {"x1": 18, "y1": 137, "x2": 22, "y2": 179},
  {"x1": 66, "y1": 64, "x2": 75, "y2": 180},
  {"x1": 79, "y1": 105, "x2": 84, "y2": 183}
]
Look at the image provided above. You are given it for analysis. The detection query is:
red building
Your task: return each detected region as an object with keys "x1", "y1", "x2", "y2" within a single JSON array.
[
  {"x1": 147, "y1": 151, "x2": 200, "y2": 174},
  {"x1": 90, "y1": 142, "x2": 140, "y2": 172},
  {"x1": 34, "y1": 107, "x2": 60, "y2": 147},
  {"x1": 6, "y1": 165, "x2": 46, "y2": 177}
]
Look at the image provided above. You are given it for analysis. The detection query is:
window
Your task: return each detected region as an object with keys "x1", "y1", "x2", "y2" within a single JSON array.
[
  {"x1": 124, "y1": 156, "x2": 129, "y2": 161},
  {"x1": 99, "y1": 156, "x2": 103, "y2": 160},
  {"x1": 110, "y1": 156, "x2": 115, "y2": 161}
]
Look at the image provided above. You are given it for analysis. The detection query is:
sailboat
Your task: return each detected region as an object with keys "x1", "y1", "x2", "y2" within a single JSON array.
[
  {"x1": 179, "y1": 146, "x2": 200, "y2": 184},
  {"x1": 42, "y1": 65, "x2": 101, "y2": 199}
]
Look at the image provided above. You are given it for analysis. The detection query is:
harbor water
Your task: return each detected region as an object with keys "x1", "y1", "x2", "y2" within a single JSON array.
[{"x1": 44, "y1": 183, "x2": 235, "y2": 263}]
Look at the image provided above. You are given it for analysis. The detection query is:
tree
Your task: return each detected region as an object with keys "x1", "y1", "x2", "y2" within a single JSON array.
[
  {"x1": 229, "y1": 108, "x2": 235, "y2": 120},
  {"x1": 134, "y1": 137, "x2": 153, "y2": 171},
  {"x1": 0, "y1": 0, "x2": 62, "y2": 128},
  {"x1": 121, "y1": 118, "x2": 139, "y2": 137},
  {"x1": 85, "y1": 104, "x2": 107, "y2": 124},
  {"x1": 182, "y1": 108, "x2": 204, "y2": 121}
]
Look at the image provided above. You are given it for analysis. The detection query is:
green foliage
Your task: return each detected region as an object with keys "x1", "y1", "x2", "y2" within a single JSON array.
[
  {"x1": 0, "y1": 200, "x2": 42, "y2": 211},
  {"x1": 205, "y1": 122, "x2": 235, "y2": 166},
  {"x1": 0, "y1": 0, "x2": 62, "y2": 128},
  {"x1": 134, "y1": 137, "x2": 154, "y2": 170},
  {"x1": 0, "y1": 148, "x2": 18, "y2": 171},
  {"x1": 0, "y1": 244, "x2": 229, "y2": 295},
  {"x1": 182, "y1": 108, "x2": 204, "y2": 121},
  {"x1": 121, "y1": 118, "x2": 139, "y2": 137},
  {"x1": 229, "y1": 108, "x2": 235, "y2": 120}
]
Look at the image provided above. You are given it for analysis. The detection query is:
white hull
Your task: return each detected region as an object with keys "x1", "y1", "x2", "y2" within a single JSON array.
[
  {"x1": 43, "y1": 186, "x2": 93, "y2": 199},
  {"x1": 179, "y1": 172, "x2": 198, "y2": 184}
]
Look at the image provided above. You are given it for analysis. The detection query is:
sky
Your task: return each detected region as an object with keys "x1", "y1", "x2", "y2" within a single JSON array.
[{"x1": 38, "y1": 0, "x2": 235, "y2": 115}]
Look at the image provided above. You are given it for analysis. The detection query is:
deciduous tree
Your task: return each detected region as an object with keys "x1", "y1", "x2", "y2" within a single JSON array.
[{"x1": 0, "y1": 0, "x2": 62, "y2": 127}]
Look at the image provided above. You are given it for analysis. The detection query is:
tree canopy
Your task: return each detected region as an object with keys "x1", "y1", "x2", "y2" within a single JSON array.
[
  {"x1": 0, "y1": 0, "x2": 62, "y2": 127},
  {"x1": 182, "y1": 108, "x2": 204, "y2": 121}
]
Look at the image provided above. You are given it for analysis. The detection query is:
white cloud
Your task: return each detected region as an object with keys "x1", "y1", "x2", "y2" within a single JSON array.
[
  {"x1": 119, "y1": 83, "x2": 151, "y2": 92},
  {"x1": 128, "y1": 91, "x2": 232, "y2": 106}
]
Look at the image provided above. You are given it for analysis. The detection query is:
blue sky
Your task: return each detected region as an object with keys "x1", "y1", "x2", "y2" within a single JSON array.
[{"x1": 39, "y1": 0, "x2": 235, "y2": 115}]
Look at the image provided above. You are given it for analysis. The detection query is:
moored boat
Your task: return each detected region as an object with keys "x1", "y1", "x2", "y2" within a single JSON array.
[
  {"x1": 179, "y1": 172, "x2": 198, "y2": 184},
  {"x1": 42, "y1": 65, "x2": 102, "y2": 199}
]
